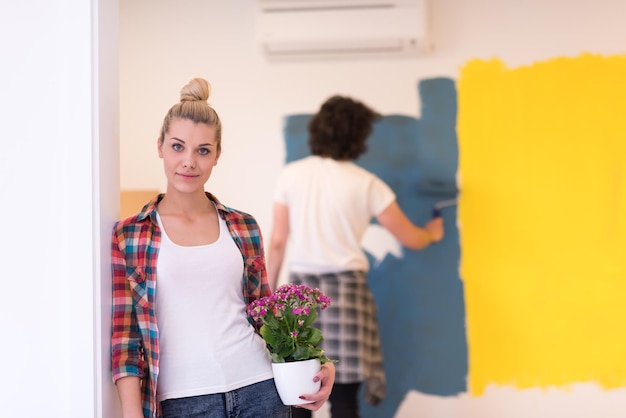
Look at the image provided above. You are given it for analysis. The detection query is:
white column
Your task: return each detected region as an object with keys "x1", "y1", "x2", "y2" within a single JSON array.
[{"x1": 0, "y1": 1, "x2": 119, "y2": 417}]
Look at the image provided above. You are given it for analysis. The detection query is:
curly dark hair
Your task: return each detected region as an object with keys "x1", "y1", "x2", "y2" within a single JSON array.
[{"x1": 308, "y1": 95, "x2": 380, "y2": 160}]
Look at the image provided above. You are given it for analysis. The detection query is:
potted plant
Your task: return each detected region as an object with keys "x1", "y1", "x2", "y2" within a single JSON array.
[{"x1": 247, "y1": 283, "x2": 334, "y2": 404}]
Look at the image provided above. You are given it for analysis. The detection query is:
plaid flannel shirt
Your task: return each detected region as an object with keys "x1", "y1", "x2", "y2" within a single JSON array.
[{"x1": 110, "y1": 192, "x2": 271, "y2": 418}]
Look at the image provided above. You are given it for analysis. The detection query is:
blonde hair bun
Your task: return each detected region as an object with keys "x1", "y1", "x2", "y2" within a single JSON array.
[{"x1": 180, "y1": 78, "x2": 210, "y2": 102}]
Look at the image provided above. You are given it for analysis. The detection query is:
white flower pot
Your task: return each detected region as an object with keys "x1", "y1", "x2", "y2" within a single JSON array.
[{"x1": 271, "y1": 358, "x2": 322, "y2": 405}]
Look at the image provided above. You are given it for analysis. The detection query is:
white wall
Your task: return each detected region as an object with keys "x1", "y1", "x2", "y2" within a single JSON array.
[
  {"x1": 0, "y1": 1, "x2": 119, "y2": 417},
  {"x1": 4, "y1": 1, "x2": 622, "y2": 417},
  {"x1": 117, "y1": 1, "x2": 626, "y2": 417},
  {"x1": 119, "y1": 0, "x2": 626, "y2": 236},
  {"x1": 96, "y1": 1, "x2": 123, "y2": 417}
]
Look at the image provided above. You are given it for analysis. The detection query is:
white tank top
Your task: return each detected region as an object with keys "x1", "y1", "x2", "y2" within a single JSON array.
[{"x1": 155, "y1": 212, "x2": 272, "y2": 402}]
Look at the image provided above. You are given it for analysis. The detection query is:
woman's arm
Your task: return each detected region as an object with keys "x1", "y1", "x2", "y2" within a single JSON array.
[
  {"x1": 267, "y1": 202, "x2": 290, "y2": 290},
  {"x1": 115, "y1": 376, "x2": 144, "y2": 418},
  {"x1": 111, "y1": 227, "x2": 145, "y2": 417},
  {"x1": 376, "y1": 201, "x2": 444, "y2": 250}
]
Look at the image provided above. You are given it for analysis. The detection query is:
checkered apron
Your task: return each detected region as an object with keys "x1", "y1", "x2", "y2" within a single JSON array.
[{"x1": 290, "y1": 270, "x2": 386, "y2": 405}]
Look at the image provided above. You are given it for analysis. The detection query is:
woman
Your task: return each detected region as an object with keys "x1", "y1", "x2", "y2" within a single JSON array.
[
  {"x1": 111, "y1": 78, "x2": 335, "y2": 418},
  {"x1": 268, "y1": 95, "x2": 444, "y2": 418}
]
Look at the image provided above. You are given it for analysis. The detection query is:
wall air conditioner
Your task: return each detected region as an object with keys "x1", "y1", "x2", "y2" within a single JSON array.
[{"x1": 256, "y1": 0, "x2": 432, "y2": 60}]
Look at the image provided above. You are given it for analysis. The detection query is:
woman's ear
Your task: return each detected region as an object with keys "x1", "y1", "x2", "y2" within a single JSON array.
[{"x1": 157, "y1": 138, "x2": 163, "y2": 158}]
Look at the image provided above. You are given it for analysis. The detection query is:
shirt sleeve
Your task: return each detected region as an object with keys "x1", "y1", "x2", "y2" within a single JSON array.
[
  {"x1": 110, "y1": 225, "x2": 145, "y2": 383},
  {"x1": 369, "y1": 175, "x2": 397, "y2": 216}
]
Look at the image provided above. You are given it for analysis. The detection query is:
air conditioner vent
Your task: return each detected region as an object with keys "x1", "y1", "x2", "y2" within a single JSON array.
[{"x1": 257, "y1": 0, "x2": 431, "y2": 60}]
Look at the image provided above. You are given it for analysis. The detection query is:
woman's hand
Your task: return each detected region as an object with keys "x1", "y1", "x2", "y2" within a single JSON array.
[{"x1": 294, "y1": 362, "x2": 336, "y2": 411}]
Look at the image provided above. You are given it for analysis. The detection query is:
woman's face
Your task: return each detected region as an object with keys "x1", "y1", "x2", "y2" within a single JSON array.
[{"x1": 158, "y1": 117, "x2": 220, "y2": 195}]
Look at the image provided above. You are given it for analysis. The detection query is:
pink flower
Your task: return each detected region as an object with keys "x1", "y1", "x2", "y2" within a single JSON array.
[{"x1": 246, "y1": 283, "x2": 334, "y2": 363}]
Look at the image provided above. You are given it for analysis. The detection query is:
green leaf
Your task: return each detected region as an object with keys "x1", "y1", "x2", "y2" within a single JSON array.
[
  {"x1": 260, "y1": 325, "x2": 277, "y2": 347},
  {"x1": 308, "y1": 327, "x2": 323, "y2": 346},
  {"x1": 292, "y1": 345, "x2": 313, "y2": 361},
  {"x1": 303, "y1": 309, "x2": 317, "y2": 327}
]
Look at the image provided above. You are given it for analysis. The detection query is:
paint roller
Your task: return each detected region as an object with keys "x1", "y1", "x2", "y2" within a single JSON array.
[
  {"x1": 432, "y1": 198, "x2": 458, "y2": 218},
  {"x1": 415, "y1": 179, "x2": 459, "y2": 218}
]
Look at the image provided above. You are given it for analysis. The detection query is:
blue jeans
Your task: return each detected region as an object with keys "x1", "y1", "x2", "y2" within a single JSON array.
[{"x1": 160, "y1": 379, "x2": 291, "y2": 418}]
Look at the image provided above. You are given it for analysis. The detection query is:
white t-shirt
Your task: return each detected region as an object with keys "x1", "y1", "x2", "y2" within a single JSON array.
[
  {"x1": 155, "y1": 212, "x2": 273, "y2": 402},
  {"x1": 274, "y1": 155, "x2": 396, "y2": 273}
]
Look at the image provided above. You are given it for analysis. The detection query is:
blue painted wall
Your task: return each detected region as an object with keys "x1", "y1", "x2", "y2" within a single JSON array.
[{"x1": 283, "y1": 78, "x2": 466, "y2": 417}]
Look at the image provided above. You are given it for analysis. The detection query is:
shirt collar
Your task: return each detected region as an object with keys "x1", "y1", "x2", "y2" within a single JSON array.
[{"x1": 134, "y1": 192, "x2": 232, "y2": 224}]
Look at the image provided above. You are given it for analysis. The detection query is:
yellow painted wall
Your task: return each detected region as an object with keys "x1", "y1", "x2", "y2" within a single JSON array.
[{"x1": 458, "y1": 54, "x2": 626, "y2": 395}]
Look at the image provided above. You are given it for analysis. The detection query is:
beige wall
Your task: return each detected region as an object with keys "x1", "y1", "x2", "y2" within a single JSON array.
[{"x1": 120, "y1": 190, "x2": 160, "y2": 219}]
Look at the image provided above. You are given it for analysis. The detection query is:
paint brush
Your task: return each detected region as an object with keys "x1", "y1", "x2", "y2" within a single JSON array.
[{"x1": 432, "y1": 198, "x2": 458, "y2": 218}]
